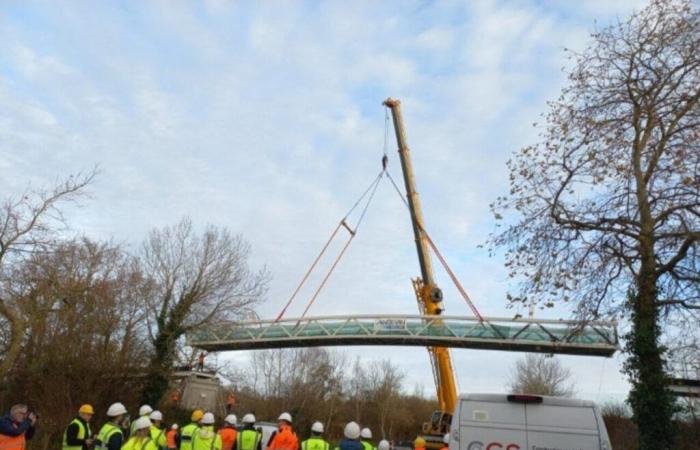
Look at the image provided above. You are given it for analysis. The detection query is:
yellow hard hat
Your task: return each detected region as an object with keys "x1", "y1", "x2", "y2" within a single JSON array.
[
  {"x1": 191, "y1": 409, "x2": 204, "y2": 422},
  {"x1": 79, "y1": 404, "x2": 95, "y2": 415},
  {"x1": 414, "y1": 437, "x2": 426, "y2": 448}
]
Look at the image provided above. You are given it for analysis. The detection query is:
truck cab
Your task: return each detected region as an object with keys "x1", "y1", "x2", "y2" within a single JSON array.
[{"x1": 449, "y1": 393, "x2": 611, "y2": 450}]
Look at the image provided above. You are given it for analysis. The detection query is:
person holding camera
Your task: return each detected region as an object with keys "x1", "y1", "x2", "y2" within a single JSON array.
[{"x1": 0, "y1": 404, "x2": 37, "y2": 450}]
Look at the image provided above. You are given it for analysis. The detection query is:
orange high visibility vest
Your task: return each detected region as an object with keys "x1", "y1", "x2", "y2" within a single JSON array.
[
  {"x1": 0, "y1": 424, "x2": 26, "y2": 450},
  {"x1": 219, "y1": 428, "x2": 237, "y2": 450},
  {"x1": 267, "y1": 426, "x2": 298, "y2": 450},
  {"x1": 166, "y1": 430, "x2": 178, "y2": 449}
]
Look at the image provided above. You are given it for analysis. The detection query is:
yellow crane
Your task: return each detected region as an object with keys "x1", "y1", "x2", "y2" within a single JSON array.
[{"x1": 383, "y1": 98, "x2": 457, "y2": 447}]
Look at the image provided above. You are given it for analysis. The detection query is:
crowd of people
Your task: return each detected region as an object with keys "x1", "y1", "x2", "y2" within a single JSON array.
[{"x1": 0, "y1": 403, "x2": 449, "y2": 450}]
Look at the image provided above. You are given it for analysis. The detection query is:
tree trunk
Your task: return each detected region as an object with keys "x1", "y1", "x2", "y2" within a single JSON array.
[
  {"x1": 626, "y1": 264, "x2": 676, "y2": 449},
  {"x1": 0, "y1": 299, "x2": 25, "y2": 383},
  {"x1": 142, "y1": 327, "x2": 179, "y2": 405}
]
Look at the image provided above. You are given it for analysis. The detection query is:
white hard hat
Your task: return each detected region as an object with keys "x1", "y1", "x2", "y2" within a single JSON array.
[
  {"x1": 344, "y1": 422, "x2": 361, "y2": 439},
  {"x1": 379, "y1": 441, "x2": 390, "y2": 450},
  {"x1": 201, "y1": 412, "x2": 215, "y2": 425},
  {"x1": 106, "y1": 402, "x2": 127, "y2": 417},
  {"x1": 361, "y1": 428, "x2": 372, "y2": 439},
  {"x1": 150, "y1": 411, "x2": 163, "y2": 421},
  {"x1": 171, "y1": 424, "x2": 179, "y2": 430},
  {"x1": 278, "y1": 412, "x2": 292, "y2": 423},
  {"x1": 225, "y1": 415, "x2": 237, "y2": 425},
  {"x1": 443, "y1": 434, "x2": 450, "y2": 444},
  {"x1": 139, "y1": 405, "x2": 153, "y2": 416},
  {"x1": 242, "y1": 414, "x2": 256, "y2": 424},
  {"x1": 133, "y1": 416, "x2": 152, "y2": 431},
  {"x1": 311, "y1": 422, "x2": 324, "y2": 433}
]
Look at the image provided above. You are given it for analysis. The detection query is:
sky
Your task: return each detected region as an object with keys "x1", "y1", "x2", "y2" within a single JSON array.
[{"x1": 0, "y1": 0, "x2": 652, "y2": 406}]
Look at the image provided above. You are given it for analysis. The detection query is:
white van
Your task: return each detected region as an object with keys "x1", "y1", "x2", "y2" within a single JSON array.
[{"x1": 450, "y1": 394, "x2": 611, "y2": 450}]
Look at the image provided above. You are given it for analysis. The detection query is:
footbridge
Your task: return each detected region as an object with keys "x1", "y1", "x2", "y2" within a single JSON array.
[{"x1": 187, "y1": 314, "x2": 618, "y2": 357}]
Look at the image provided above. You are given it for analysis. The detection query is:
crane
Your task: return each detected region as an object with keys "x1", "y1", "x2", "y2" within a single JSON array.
[{"x1": 383, "y1": 98, "x2": 457, "y2": 447}]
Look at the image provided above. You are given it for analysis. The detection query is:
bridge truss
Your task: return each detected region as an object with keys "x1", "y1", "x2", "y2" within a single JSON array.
[{"x1": 188, "y1": 314, "x2": 618, "y2": 357}]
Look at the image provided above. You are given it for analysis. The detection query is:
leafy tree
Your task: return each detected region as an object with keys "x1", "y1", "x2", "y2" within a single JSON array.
[
  {"x1": 0, "y1": 171, "x2": 94, "y2": 382},
  {"x1": 490, "y1": 1, "x2": 700, "y2": 448},
  {"x1": 140, "y1": 217, "x2": 269, "y2": 405},
  {"x1": 507, "y1": 354, "x2": 575, "y2": 397}
]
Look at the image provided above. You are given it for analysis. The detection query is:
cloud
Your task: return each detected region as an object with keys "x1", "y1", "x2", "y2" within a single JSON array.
[{"x1": 0, "y1": 0, "x2": 641, "y2": 400}]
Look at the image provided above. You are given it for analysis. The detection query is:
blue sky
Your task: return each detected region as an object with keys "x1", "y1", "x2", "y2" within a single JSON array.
[{"x1": 0, "y1": 0, "x2": 651, "y2": 405}]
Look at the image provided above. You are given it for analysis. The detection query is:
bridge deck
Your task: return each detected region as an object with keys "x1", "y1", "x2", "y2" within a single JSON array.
[{"x1": 188, "y1": 315, "x2": 618, "y2": 357}]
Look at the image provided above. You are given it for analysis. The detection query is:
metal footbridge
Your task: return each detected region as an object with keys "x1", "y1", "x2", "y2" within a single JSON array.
[{"x1": 187, "y1": 314, "x2": 618, "y2": 357}]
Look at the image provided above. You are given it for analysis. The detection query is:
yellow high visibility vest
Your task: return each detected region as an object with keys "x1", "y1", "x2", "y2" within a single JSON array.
[
  {"x1": 96, "y1": 423, "x2": 122, "y2": 450},
  {"x1": 62, "y1": 418, "x2": 91, "y2": 450},
  {"x1": 237, "y1": 429, "x2": 262, "y2": 450},
  {"x1": 180, "y1": 423, "x2": 200, "y2": 450},
  {"x1": 301, "y1": 438, "x2": 329, "y2": 450}
]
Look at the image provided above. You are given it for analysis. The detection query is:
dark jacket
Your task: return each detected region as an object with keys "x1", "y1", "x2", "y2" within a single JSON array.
[
  {"x1": 338, "y1": 439, "x2": 363, "y2": 450},
  {"x1": 0, "y1": 415, "x2": 35, "y2": 440},
  {"x1": 65, "y1": 416, "x2": 92, "y2": 449}
]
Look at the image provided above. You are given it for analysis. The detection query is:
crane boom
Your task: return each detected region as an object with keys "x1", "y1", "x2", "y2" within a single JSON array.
[{"x1": 383, "y1": 98, "x2": 458, "y2": 442}]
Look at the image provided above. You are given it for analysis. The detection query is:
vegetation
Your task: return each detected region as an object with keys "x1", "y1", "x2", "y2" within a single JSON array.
[
  {"x1": 507, "y1": 354, "x2": 575, "y2": 397},
  {"x1": 490, "y1": 1, "x2": 700, "y2": 448},
  {"x1": 227, "y1": 348, "x2": 437, "y2": 442}
]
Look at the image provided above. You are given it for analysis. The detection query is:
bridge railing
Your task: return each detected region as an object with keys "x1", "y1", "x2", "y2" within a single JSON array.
[{"x1": 187, "y1": 314, "x2": 618, "y2": 357}]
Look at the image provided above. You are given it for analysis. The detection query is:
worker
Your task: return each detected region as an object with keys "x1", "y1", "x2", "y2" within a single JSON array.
[
  {"x1": 300, "y1": 422, "x2": 328, "y2": 450},
  {"x1": 413, "y1": 437, "x2": 426, "y2": 450},
  {"x1": 267, "y1": 413, "x2": 298, "y2": 450},
  {"x1": 219, "y1": 415, "x2": 237, "y2": 450},
  {"x1": 149, "y1": 411, "x2": 168, "y2": 450},
  {"x1": 225, "y1": 394, "x2": 236, "y2": 414},
  {"x1": 196, "y1": 352, "x2": 207, "y2": 371},
  {"x1": 95, "y1": 402, "x2": 127, "y2": 450},
  {"x1": 166, "y1": 425, "x2": 178, "y2": 450},
  {"x1": 234, "y1": 414, "x2": 261, "y2": 450},
  {"x1": 180, "y1": 410, "x2": 204, "y2": 450},
  {"x1": 192, "y1": 413, "x2": 222, "y2": 450},
  {"x1": 132, "y1": 405, "x2": 154, "y2": 435},
  {"x1": 0, "y1": 404, "x2": 37, "y2": 450},
  {"x1": 122, "y1": 417, "x2": 158, "y2": 450},
  {"x1": 439, "y1": 434, "x2": 449, "y2": 450},
  {"x1": 359, "y1": 429, "x2": 375, "y2": 450},
  {"x1": 62, "y1": 404, "x2": 94, "y2": 450},
  {"x1": 337, "y1": 422, "x2": 362, "y2": 450},
  {"x1": 377, "y1": 441, "x2": 390, "y2": 450}
]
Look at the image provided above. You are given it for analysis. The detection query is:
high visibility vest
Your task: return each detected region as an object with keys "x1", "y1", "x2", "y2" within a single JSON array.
[
  {"x1": 96, "y1": 422, "x2": 123, "y2": 450},
  {"x1": 166, "y1": 430, "x2": 178, "y2": 449},
  {"x1": 301, "y1": 438, "x2": 329, "y2": 450},
  {"x1": 0, "y1": 425, "x2": 26, "y2": 450},
  {"x1": 150, "y1": 426, "x2": 167, "y2": 449},
  {"x1": 122, "y1": 436, "x2": 158, "y2": 450},
  {"x1": 192, "y1": 427, "x2": 222, "y2": 450},
  {"x1": 237, "y1": 429, "x2": 262, "y2": 450},
  {"x1": 179, "y1": 424, "x2": 200, "y2": 450},
  {"x1": 218, "y1": 428, "x2": 236, "y2": 450},
  {"x1": 267, "y1": 427, "x2": 297, "y2": 450},
  {"x1": 63, "y1": 418, "x2": 91, "y2": 450},
  {"x1": 361, "y1": 442, "x2": 376, "y2": 450}
]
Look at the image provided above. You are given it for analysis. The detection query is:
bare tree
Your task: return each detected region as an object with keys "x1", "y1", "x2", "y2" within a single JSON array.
[
  {"x1": 489, "y1": 2, "x2": 700, "y2": 447},
  {"x1": 140, "y1": 217, "x2": 269, "y2": 404},
  {"x1": 507, "y1": 354, "x2": 575, "y2": 397},
  {"x1": 0, "y1": 171, "x2": 94, "y2": 381}
]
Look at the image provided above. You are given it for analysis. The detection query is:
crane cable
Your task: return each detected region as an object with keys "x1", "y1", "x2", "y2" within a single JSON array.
[
  {"x1": 384, "y1": 170, "x2": 486, "y2": 323},
  {"x1": 274, "y1": 170, "x2": 384, "y2": 322}
]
